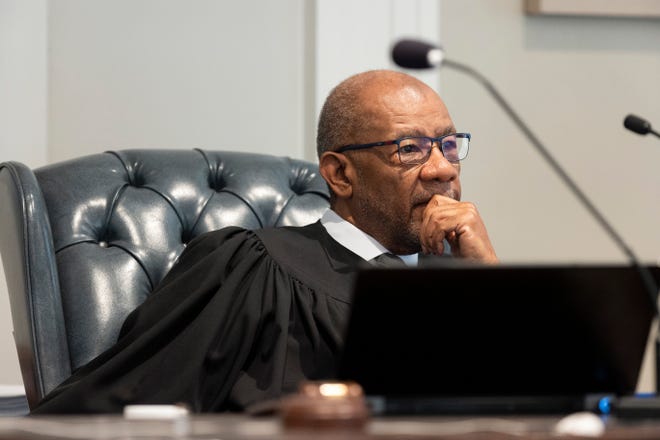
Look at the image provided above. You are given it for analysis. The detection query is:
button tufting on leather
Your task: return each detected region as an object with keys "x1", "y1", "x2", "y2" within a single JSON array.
[
  {"x1": 289, "y1": 168, "x2": 305, "y2": 195},
  {"x1": 210, "y1": 172, "x2": 226, "y2": 191},
  {"x1": 290, "y1": 181, "x2": 304, "y2": 196},
  {"x1": 131, "y1": 174, "x2": 145, "y2": 187}
]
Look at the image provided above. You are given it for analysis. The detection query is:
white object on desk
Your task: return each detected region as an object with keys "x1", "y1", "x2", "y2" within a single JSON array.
[
  {"x1": 123, "y1": 404, "x2": 190, "y2": 420},
  {"x1": 553, "y1": 411, "x2": 605, "y2": 437},
  {"x1": 0, "y1": 385, "x2": 26, "y2": 396}
]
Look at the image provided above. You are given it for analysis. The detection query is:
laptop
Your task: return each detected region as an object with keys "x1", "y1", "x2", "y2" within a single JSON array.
[{"x1": 336, "y1": 263, "x2": 660, "y2": 415}]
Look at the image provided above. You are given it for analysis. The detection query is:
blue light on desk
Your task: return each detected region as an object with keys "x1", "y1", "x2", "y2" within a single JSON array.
[{"x1": 598, "y1": 396, "x2": 612, "y2": 414}]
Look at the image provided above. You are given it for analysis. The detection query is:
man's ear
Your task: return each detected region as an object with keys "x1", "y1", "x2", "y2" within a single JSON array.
[{"x1": 319, "y1": 152, "x2": 353, "y2": 198}]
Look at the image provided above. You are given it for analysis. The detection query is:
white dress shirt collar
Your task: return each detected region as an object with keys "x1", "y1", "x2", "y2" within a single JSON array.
[{"x1": 320, "y1": 208, "x2": 418, "y2": 267}]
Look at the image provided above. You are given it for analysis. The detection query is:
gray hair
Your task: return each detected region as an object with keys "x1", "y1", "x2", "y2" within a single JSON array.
[{"x1": 316, "y1": 70, "x2": 423, "y2": 158}]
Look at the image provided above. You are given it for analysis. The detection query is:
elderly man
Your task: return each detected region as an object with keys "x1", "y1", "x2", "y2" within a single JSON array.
[{"x1": 32, "y1": 69, "x2": 497, "y2": 414}]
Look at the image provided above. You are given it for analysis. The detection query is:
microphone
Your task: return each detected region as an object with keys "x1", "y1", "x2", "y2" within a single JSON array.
[
  {"x1": 391, "y1": 38, "x2": 660, "y2": 314},
  {"x1": 392, "y1": 39, "x2": 443, "y2": 69},
  {"x1": 624, "y1": 114, "x2": 660, "y2": 139}
]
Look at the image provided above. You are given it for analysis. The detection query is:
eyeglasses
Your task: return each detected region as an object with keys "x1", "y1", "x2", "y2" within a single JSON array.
[{"x1": 335, "y1": 133, "x2": 471, "y2": 165}]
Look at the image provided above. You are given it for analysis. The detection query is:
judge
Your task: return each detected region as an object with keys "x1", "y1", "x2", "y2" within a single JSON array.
[{"x1": 31, "y1": 69, "x2": 498, "y2": 414}]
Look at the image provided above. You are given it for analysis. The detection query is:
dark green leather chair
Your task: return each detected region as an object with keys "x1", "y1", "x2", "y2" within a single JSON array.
[{"x1": 0, "y1": 149, "x2": 329, "y2": 410}]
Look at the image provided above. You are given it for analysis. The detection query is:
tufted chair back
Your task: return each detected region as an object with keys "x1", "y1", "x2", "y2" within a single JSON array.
[{"x1": 0, "y1": 149, "x2": 330, "y2": 410}]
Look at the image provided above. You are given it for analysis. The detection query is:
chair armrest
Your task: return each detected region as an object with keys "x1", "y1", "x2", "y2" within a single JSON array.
[{"x1": 0, "y1": 162, "x2": 69, "y2": 410}]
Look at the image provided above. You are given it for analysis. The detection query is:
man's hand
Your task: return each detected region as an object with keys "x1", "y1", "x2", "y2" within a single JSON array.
[{"x1": 420, "y1": 195, "x2": 499, "y2": 263}]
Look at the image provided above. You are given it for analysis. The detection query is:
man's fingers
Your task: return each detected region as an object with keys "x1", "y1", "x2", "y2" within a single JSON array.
[{"x1": 421, "y1": 198, "x2": 497, "y2": 262}]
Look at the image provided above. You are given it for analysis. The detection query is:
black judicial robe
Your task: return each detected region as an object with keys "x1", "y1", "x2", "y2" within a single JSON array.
[{"x1": 31, "y1": 221, "x2": 365, "y2": 414}]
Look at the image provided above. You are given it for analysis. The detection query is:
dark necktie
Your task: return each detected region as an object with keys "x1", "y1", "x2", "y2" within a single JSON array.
[{"x1": 371, "y1": 253, "x2": 406, "y2": 268}]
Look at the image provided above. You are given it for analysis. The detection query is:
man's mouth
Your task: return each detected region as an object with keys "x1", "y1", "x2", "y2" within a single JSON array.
[
  {"x1": 413, "y1": 190, "x2": 458, "y2": 207},
  {"x1": 412, "y1": 198, "x2": 431, "y2": 210}
]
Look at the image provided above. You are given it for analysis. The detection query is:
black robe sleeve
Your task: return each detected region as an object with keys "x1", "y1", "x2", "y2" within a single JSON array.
[{"x1": 31, "y1": 224, "x2": 357, "y2": 414}]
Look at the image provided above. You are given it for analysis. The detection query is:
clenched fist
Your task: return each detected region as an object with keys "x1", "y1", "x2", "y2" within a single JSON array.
[{"x1": 421, "y1": 195, "x2": 498, "y2": 263}]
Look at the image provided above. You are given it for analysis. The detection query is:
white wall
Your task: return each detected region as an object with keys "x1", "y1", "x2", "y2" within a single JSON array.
[
  {"x1": 48, "y1": 0, "x2": 309, "y2": 162},
  {"x1": 0, "y1": 1, "x2": 48, "y2": 165},
  {"x1": 48, "y1": 0, "x2": 440, "y2": 163},
  {"x1": 314, "y1": 0, "x2": 441, "y2": 122},
  {"x1": 0, "y1": 0, "x2": 48, "y2": 387},
  {"x1": 439, "y1": 0, "x2": 660, "y2": 265}
]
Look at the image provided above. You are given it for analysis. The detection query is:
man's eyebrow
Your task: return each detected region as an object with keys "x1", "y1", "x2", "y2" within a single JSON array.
[
  {"x1": 436, "y1": 127, "x2": 456, "y2": 137},
  {"x1": 393, "y1": 127, "x2": 456, "y2": 139}
]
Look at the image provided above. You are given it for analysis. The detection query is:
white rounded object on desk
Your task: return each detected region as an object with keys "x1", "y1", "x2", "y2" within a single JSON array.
[
  {"x1": 554, "y1": 411, "x2": 605, "y2": 437},
  {"x1": 123, "y1": 404, "x2": 190, "y2": 420}
]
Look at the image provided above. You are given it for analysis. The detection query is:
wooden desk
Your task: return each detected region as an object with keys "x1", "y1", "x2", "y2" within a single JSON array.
[{"x1": 2, "y1": 414, "x2": 660, "y2": 439}]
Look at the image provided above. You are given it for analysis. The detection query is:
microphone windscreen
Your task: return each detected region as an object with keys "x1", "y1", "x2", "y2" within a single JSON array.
[
  {"x1": 391, "y1": 39, "x2": 439, "y2": 69},
  {"x1": 624, "y1": 114, "x2": 651, "y2": 135}
]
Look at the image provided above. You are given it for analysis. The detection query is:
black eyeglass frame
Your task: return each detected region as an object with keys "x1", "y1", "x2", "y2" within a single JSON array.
[{"x1": 335, "y1": 132, "x2": 471, "y2": 165}]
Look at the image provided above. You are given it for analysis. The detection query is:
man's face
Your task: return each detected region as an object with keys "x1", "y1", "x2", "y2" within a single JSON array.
[{"x1": 346, "y1": 83, "x2": 462, "y2": 255}]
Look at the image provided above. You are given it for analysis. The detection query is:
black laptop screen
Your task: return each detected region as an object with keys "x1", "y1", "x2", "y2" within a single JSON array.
[{"x1": 336, "y1": 264, "x2": 657, "y2": 399}]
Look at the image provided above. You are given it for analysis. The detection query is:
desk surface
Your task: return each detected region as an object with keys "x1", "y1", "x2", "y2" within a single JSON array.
[{"x1": 2, "y1": 414, "x2": 660, "y2": 439}]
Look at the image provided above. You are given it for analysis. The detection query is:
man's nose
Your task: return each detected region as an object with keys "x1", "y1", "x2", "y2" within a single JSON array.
[{"x1": 419, "y1": 145, "x2": 459, "y2": 180}]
